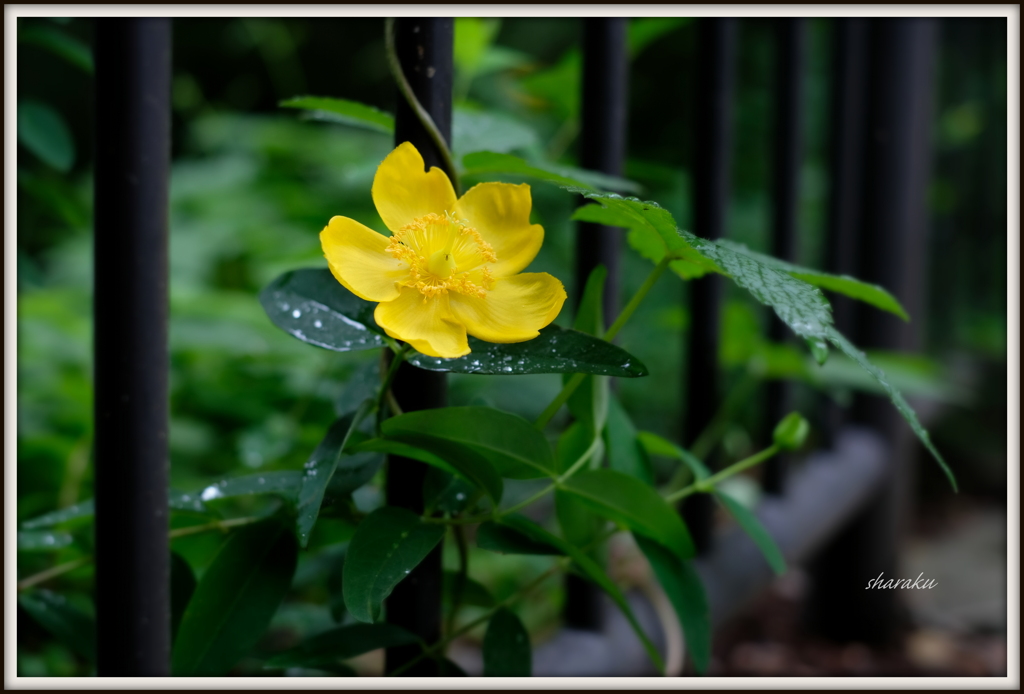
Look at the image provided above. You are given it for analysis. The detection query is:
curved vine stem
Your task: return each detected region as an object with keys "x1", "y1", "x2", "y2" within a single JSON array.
[{"x1": 384, "y1": 17, "x2": 460, "y2": 195}]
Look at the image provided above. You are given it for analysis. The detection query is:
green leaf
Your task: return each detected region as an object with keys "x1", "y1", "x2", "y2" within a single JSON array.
[
  {"x1": 462, "y1": 151, "x2": 643, "y2": 194},
  {"x1": 19, "y1": 24, "x2": 93, "y2": 73},
  {"x1": 170, "y1": 553, "x2": 197, "y2": 645},
  {"x1": 17, "y1": 530, "x2": 73, "y2": 551},
  {"x1": 20, "y1": 500, "x2": 95, "y2": 530},
  {"x1": 633, "y1": 535, "x2": 710, "y2": 674},
  {"x1": 264, "y1": 622, "x2": 419, "y2": 670},
  {"x1": 335, "y1": 358, "x2": 380, "y2": 417},
  {"x1": 296, "y1": 404, "x2": 375, "y2": 547},
  {"x1": 476, "y1": 521, "x2": 565, "y2": 556},
  {"x1": 443, "y1": 571, "x2": 496, "y2": 608},
  {"x1": 353, "y1": 437, "x2": 503, "y2": 505},
  {"x1": 424, "y1": 468, "x2": 479, "y2": 515},
  {"x1": 713, "y1": 491, "x2": 786, "y2": 576},
  {"x1": 259, "y1": 269, "x2": 385, "y2": 353},
  {"x1": 382, "y1": 406, "x2": 555, "y2": 480},
  {"x1": 715, "y1": 239, "x2": 909, "y2": 320},
  {"x1": 407, "y1": 324, "x2": 648, "y2": 378},
  {"x1": 826, "y1": 328, "x2": 958, "y2": 491},
  {"x1": 560, "y1": 469, "x2": 695, "y2": 559},
  {"x1": 18, "y1": 100, "x2": 75, "y2": 172},
  {"x1": 483, "y1": 608, "x2": 532, "y2": 676},
  {"x1": 342, "y1": 506, "x2": 446, "y2": 623},
  {"x1": 628, "y1": 17, "x2": 691, "y2": 56},
  {"x1": 637, "y1": 431, "x2": 710, "y2": 481},
  {"x1": 453, "y1": 106, "x2": 539, "y2": 156},
  {"x1": 171, "y1": 519, "x2": 298, "y2": 676},
  {"x1": 279, "y1": 96, "x2": 394, "y2": 133},
  {"x1": 605, "y1": 398, "x2": 654, "y2": 483},
  {"x1": 18, "y1": 590, "x2": 96, "y2": 663},
  {"x1": 569, "y1": 195, "x2": 719, "y2": 278},
  {"x1": 498, "y1": 515, "x2": 664, "y2": 673},
  {"x1": 195, "y1": 471, "x2": 302, "y2": 505}
]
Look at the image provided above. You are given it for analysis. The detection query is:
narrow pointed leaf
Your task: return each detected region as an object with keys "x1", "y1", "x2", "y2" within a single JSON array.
[
  {"x1": 637, "y1": 431, "x2": 711, "y2": 481},
  {"x1": 171, "y1": 519, "x2": 298, "y2": 676},
  {"x1": 405, "y1": 324, "x2": 648, "y2": 378},
  {"x1": 18, "y1": 100, "x2": 75, "y2": 171},
  {"x1": 296, "y1": 403, "x2": 374, "y2": 547},
  {"x1": 353, "y1": 438, "x2": 502, "y2": 504},
  {"x1": 264, "y1": 623, "x2": 419, "y2": 670},
  {"x1": 826, "y1": 328, "x2": 957, "y2": 491},
  {"x1": 280, "y1": 96, "x2": 395, "y2": 133},
  {"x1": 499, "y1": 515, "x2": 664, "y2": 673},
  {"x1": 560, "y1": 469, "x2": 695, "y2": 559},
  {"x1": 476, "y1": 520, "x2": 565, "y2": 556},
  {"x1": 483, "y1": 608, "x2": 532, "y2": 676},
  {"x1": 342, "y1": 507, "x2": 446, "y2": 623},
  {"x1": 382, "y1": 406, "x2": 555, "y2": 480},
  {"x1": 463, "y1": 151, "x2": 642, "y2": 194},
  {"x1": 259, "y1": 269, "x2": 384, "y2": 353},
  {"x1": 634, "y1": 535, "x2": 711, "y2": 674},
  {"x1": 17, "y1": 530, "x2": 73, "y2": 551},
  {"x1": 713, "y1": 491, "x2": 786, "y2": 576},
  {"x1": 715, "y1": 239, "x2": 909, "y2": 321},
  {"x1": 18, "y1": 590, "x2": 96, "y2": 663}
]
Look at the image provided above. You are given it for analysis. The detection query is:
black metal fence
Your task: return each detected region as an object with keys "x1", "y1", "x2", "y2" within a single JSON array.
[{"x1": 90, "y1": 15, "x2": 939, "y2": 676}]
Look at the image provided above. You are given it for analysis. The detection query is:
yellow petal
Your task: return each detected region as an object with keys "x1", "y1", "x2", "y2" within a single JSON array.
[
  {"x1": 372, "y1": 142, "x2": 457, "y2": 232},
  {"x1": 320, "y1": 216, "x2": 407, "y2": 302},
  {"x1": 453, "y1": 182, "x2": 544, "y2": 278},
  {"x1": 375, "y1": 287, "x2": 470, "y2": 358},
  {"x1": 449, "y1": 273, "x2": 566, "y2": 343}
]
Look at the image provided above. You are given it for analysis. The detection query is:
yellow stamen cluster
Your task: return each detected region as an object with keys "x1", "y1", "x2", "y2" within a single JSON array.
[{"x1": 385, "y1": 212, "x2": 497, "y2": 300}]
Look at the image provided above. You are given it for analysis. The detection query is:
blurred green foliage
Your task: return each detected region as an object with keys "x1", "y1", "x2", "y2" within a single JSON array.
[{"x1": 16, "y1": 16, "x2": 1006, "y2": 676}]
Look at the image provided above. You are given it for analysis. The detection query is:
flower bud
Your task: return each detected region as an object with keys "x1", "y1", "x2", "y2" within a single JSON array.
[{"x1": 773, "y1": 412, "x2": 809, "y2": 451}]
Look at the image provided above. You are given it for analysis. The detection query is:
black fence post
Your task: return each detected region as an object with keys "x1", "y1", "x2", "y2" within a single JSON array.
[
  {"x1": 383, "y1": 17, "x2": 452, "y2": 676},
  {"x1": 564, "y1": 17, "x2": 629, "y2": 632},
  {"x1": 92, "y1": 18, "x2": 172, "y2": 677},
  {"x1": 682, "y1": 17, "x2": 737, "y2": 554},
  {"x1": 806, "y1": 18, "x2": 939, "y2": 644},
  {"x1": 821, "y1": 18, "x2": 870, "y2": 447},
  {"x1": 764, "y1": 18, "x2": 807, "y2": 495}
]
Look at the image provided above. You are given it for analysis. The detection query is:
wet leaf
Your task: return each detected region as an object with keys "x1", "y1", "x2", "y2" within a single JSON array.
[
  {"x1": 406, "y1": 324, "x2": 649, "y2": 378},
  {"x1": 18, "y1": 590, "x2": 95, "y2": 663},
  {"x1": 259, "y1": 269, "x2": 384, "y2": 353},
  {"x1": 342, "y1": 506, "x2": 446, "y2": 623}
]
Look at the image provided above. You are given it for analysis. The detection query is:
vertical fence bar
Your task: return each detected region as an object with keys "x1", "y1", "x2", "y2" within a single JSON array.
[
  {"x1": 764, "y1": 18, "x2": 807, "y2": 495},
  {"x1": 821, "y1": 18, "x2": 870, "y2": 447},
  {"x1": 384, "y1": 17, "x2": 452, "y2": 676},
  {"x1": 682, "y1": 17, "x2": 738, "y2": 554},
  {"x1": 806, "y1": 18, "x2": 938, "y2": 644},
  {"x1": 93, "y1": 18, "x2": 172, "y2": 677},
  {"x1": 564, "y1": 17, "x2": 629, "y2": 632}
]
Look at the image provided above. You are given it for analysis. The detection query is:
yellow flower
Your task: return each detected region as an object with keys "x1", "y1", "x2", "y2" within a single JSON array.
[{"x1": 320, "y1": 142, "x2": 567, "y2": 359}]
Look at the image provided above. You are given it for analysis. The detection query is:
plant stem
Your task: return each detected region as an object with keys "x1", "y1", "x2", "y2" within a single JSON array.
[
  {"x1": 17, "y1": 515, "x2": 267, "y2": 592},
  {"x1": 17, "y1": 556, "x2": 93, "y2": 592},
  {"x1": 384, "y1": 17, "x2": 460, "y2": 196},
  {"x1": 665, "y1": 444, "x2": 781, "y2": 504},
  {"x1": 376, "y1": 345, "x2": 409, "y2": 434},
  {"x1": 689, "y1": 371, "x2": 758, "y2": 462},
  {"x1": 389, "y1": 558, "x2": 568, "y2": 676},
  {"x1": 445, "y1": 525, "x2": 469, "y2": 638},
  {"x1": 534, "y1": 257, "x2": 672, "y2": 430}
]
